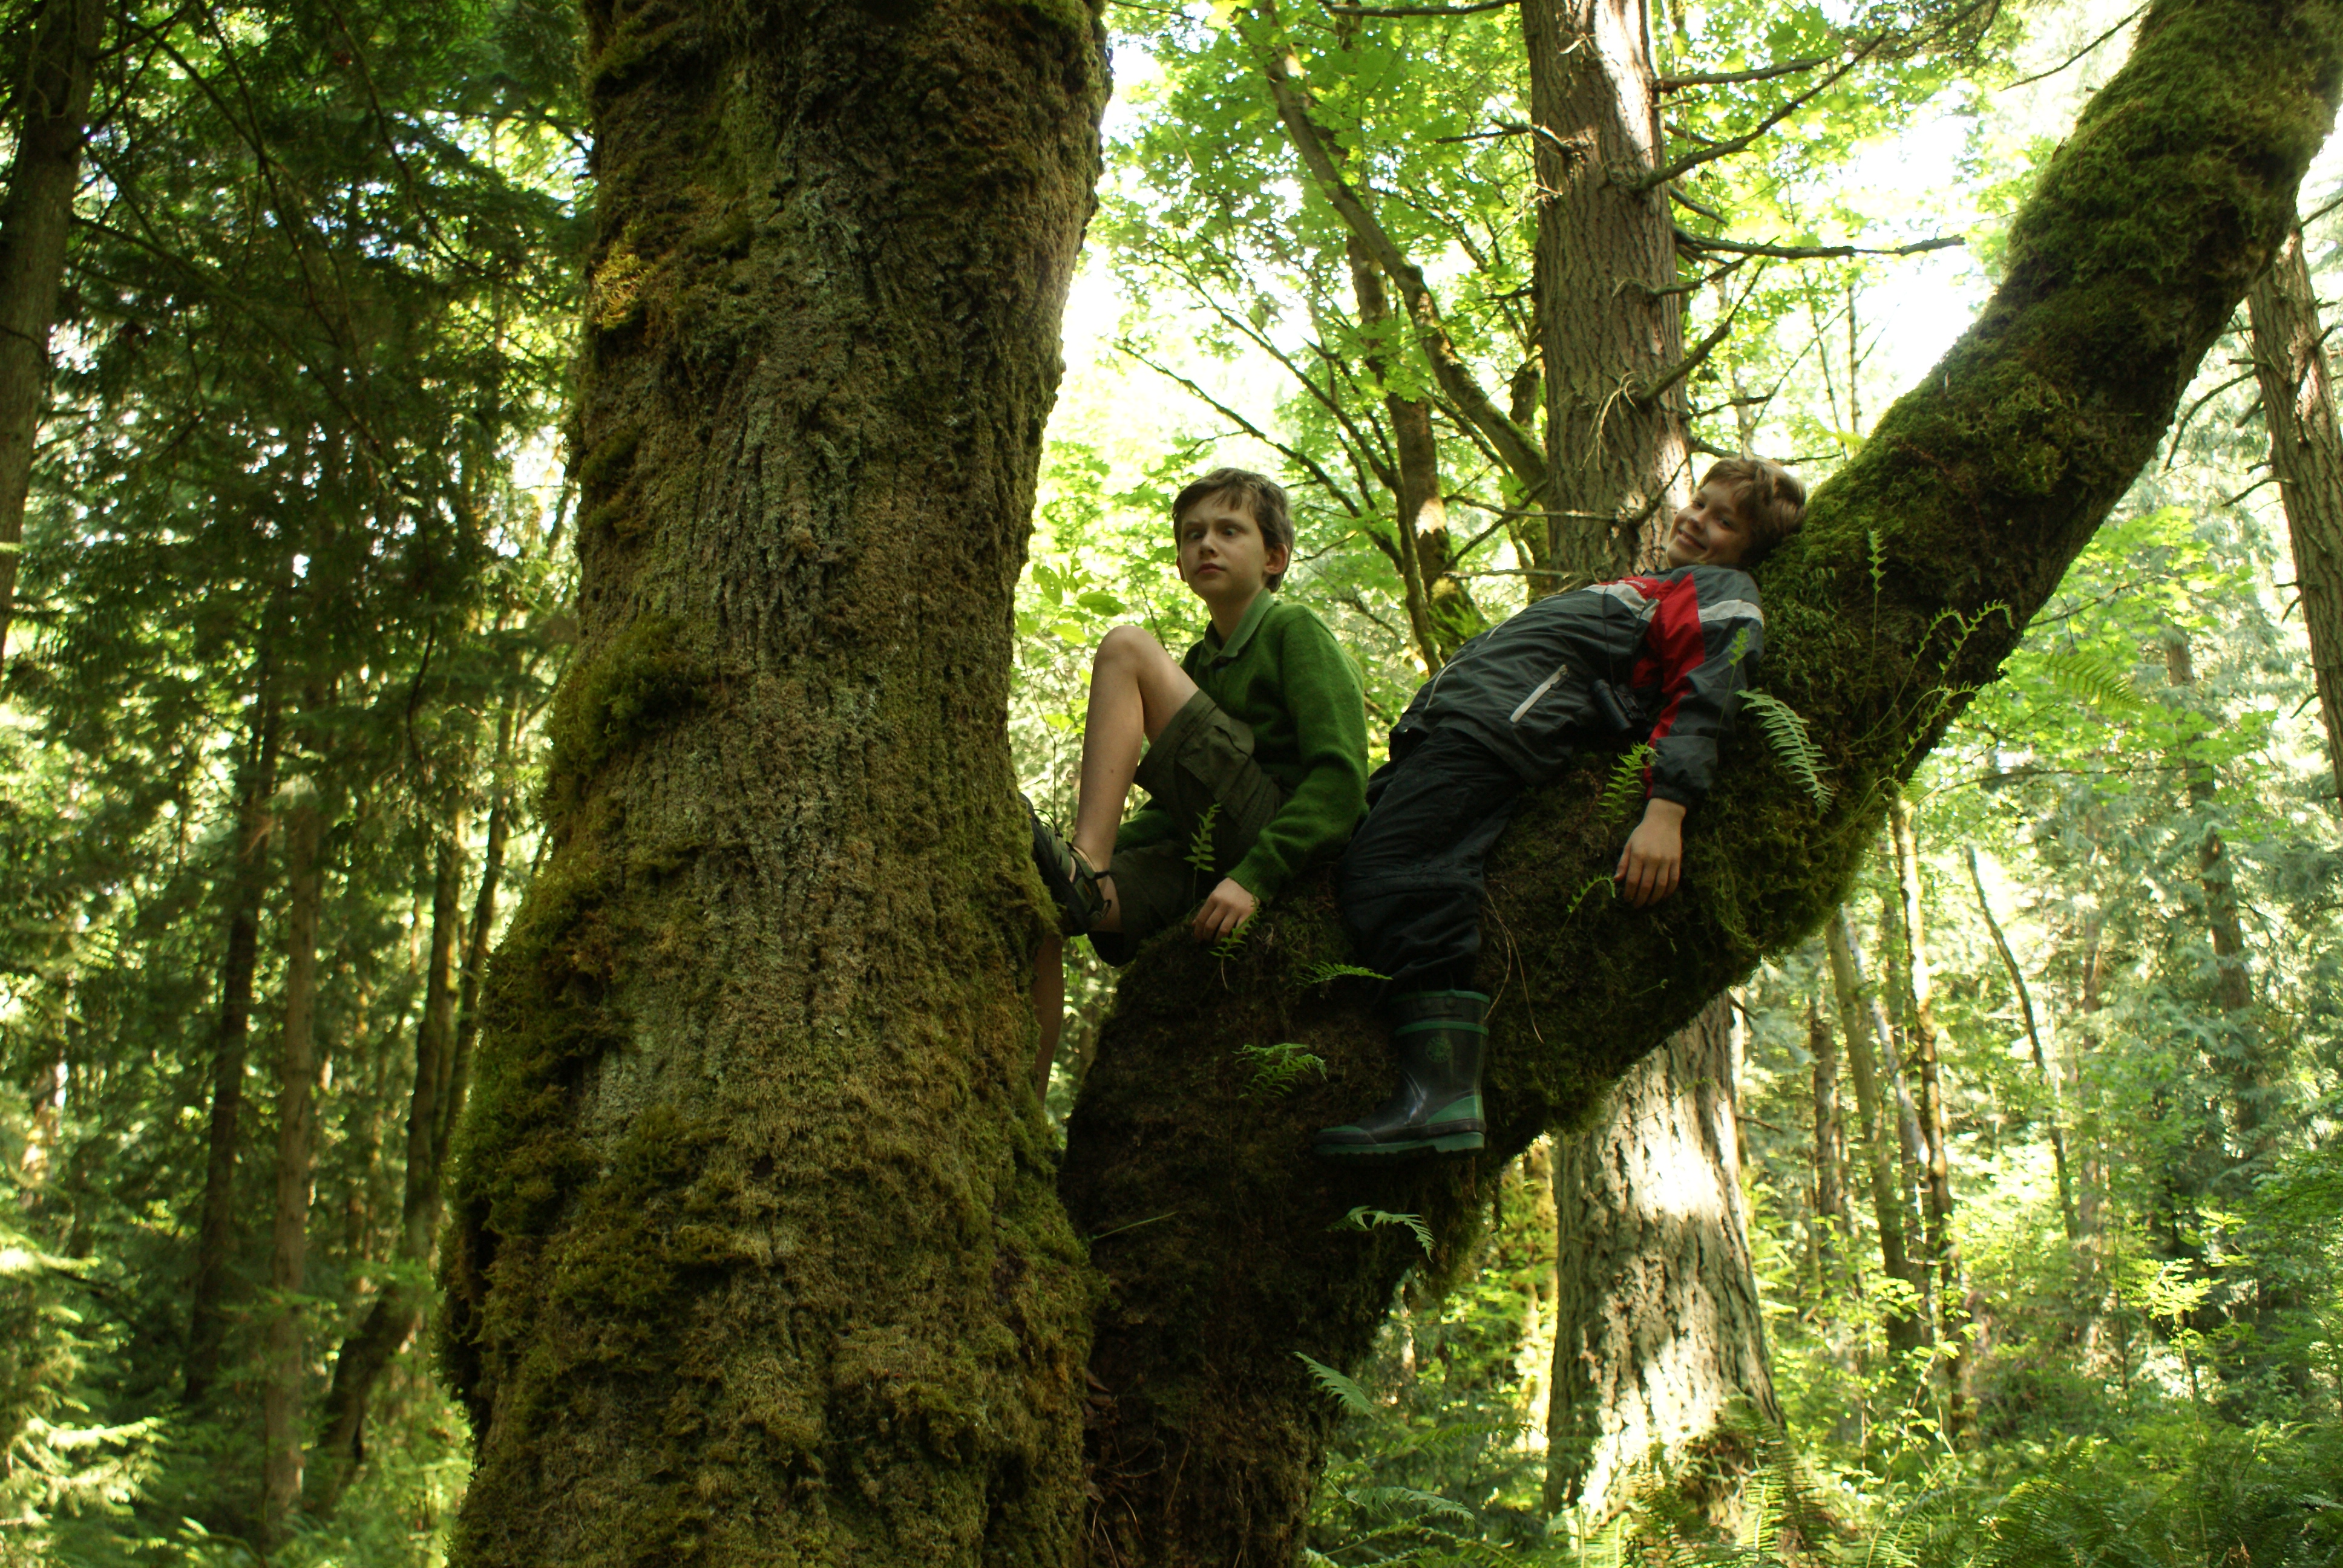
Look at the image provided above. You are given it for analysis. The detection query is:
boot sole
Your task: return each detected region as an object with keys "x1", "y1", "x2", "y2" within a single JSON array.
[{"x1": 1312, "y1": 1130, "x2": 1485, "y2": 1159}]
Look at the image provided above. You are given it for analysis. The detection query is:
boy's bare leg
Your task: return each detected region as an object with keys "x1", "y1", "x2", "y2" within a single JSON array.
[
  {"x1": 1031, "y1": 935, "x2": 1064, "y2": 1097},
  {"x1": 1075, "y1": 625, "x2": 1199, "y2": 933}
]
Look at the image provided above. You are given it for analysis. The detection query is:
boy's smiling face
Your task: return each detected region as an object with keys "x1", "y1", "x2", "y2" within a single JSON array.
[
  {"x1": 1177, "y1": 489, "x2": 1288, "y2": 610},
  {"x1": 1663, "y1": 480, "x2": 1753, "y2": 569}
]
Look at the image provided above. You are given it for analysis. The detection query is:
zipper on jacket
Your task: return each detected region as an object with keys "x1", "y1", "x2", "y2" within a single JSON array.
[{"x1": 1509, "y1": 663, "x2": 1573, "y2": 725}]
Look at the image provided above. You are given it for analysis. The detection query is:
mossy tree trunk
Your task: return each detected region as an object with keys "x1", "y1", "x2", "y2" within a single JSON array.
[
  {"x1": 438, "y1": 1, "x2": 1109, "y2": 1561},
  {"x1": 1065, "y1": 5, "x2": 2343, "y2": 1554},
  {"x1": 261, "y1": 774, "x2": 326, "y2": 1550}
]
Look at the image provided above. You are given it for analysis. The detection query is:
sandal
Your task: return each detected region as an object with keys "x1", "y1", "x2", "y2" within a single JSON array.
[{"x1": 1026, "y1": 797, "x2": 1108, "y2": 936}]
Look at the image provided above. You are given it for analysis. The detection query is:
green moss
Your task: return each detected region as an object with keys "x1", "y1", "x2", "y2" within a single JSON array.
[
  {"x1": 545, "y1": 615, "x2": 705, "y2": 809},
  {"x1": 577, "y1": 425, "x2": 641, "y2": 498}
]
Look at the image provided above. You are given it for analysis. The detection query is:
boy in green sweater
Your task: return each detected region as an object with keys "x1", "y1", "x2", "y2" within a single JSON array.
[{"x1": 1028, "y1": 469, "x2": 1369, "y2": 1080}]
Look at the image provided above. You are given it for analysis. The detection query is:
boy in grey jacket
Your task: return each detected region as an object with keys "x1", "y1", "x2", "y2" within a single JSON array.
[{"x1": 1315, "y1": 457, "x2": 1805, "y2": 1158}]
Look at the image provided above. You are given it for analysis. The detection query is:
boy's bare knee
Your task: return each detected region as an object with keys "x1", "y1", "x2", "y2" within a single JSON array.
[{"x1": 1095, "y1": 623, "x2": 1164, "y2": 671}]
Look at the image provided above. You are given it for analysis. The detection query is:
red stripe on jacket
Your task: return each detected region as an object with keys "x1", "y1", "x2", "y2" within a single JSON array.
[{"x1": 1624, "y1": 575, "x2": 1708, "y2": 791}]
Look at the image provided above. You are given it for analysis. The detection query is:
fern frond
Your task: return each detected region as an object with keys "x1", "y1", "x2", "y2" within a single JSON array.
[
  {"x1": 1291, "y1": 960, "x2": 1388, "y2": 988},
  {"x1": 1234, "y1": 1042, "x2": 1326, "y2": 1100},
  {"x1": 1294, "y1": 1352, "x2": 1374, "y2": 1415},
  {"x1": 1566, "y1": 874, "x2": 1616, "y2": 919},
  {"x1": 1334, "y1": 1206, "x2": 1434, "y2": 1255},
  {"x1": 1599, "y1": 743, "x2": 1655, "y2": 829},
  {"x1": 2040, "y1": 648, "x2": 2149, "y2": 716},
  {"x1": 1185, "y1": 802, "x2": 1220, "y2": 875},
  {"x1": 1741, "y1": 691, "x2": 1833, "y2": 809}
]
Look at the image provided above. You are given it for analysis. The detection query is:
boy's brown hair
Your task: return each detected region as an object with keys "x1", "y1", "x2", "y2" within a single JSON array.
[
  {"x1": 1173, "y1": 468, "x2": 1296, "y2": 591},
  {"x1": 1701, "y1": 456, "x2": 1805, "y2": 566}
]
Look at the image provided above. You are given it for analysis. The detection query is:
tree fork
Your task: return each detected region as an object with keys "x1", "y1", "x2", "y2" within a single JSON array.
[
  {"x1": 439, "y1": 0, "x2": 1108, "y2": 1561},
  {"x1": 1064, "y1": 4, "x2": 2343, "y2": 1557}
]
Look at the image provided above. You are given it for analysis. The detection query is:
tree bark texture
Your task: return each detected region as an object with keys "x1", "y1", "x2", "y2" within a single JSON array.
[
  {"x1": 1062, "y1": 4, "x2": 2343, "y2": 1560},
  {"x1": 2248, "y1": 225, "x2": 2343, "y2": 805},
  {"x1": 262, "y1": 785, "x2": 326, "y2": 1549},
  {"x1": 0, "y1": 0, "x2": 102, "y2": 662},
  {"x1": 186, "y1": 685, "x2": 281, "y2": 1403},
  {"x1": 1823, "y1": 910, "x2": 1928, "y2": 1358},
  {"x1": 1522, "y1": 0, "x2": 1687, "y2": 580},
  {"x1": 312, "y1": 817, "x2": 467, "y2": 1511},
  {"x1": 437, "y1": 2, "x2": 1109, "y2": 1562},
  {"x1": 1541, "y1": 1000, "x2": 1779, "y2": 1527},
  {"x1": 1887, "y1": 789, "x2": 1967, "y2": 1430}
]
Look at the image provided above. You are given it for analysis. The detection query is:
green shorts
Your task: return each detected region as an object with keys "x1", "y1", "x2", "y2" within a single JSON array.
[{"x1": 1092, "y1": 690, "x2": 1287, "y2": 965}]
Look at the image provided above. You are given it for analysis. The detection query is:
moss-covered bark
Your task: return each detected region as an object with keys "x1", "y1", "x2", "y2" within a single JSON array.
[
  {"x1": 1061, "y1": 1, "x2": 2343, "y2": 1559},
  {"x1": 439, "y1": 2, "x2": 1109, "y2": 1561}
]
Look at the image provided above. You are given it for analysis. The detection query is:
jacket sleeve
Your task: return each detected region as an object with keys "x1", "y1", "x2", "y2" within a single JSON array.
[
  {"x1": 1643, "y1": 570, "x2": 1764, "y2": 807},
  {"x1": 1228, "y1": 611, "x2": 1369, "y2": 901}
]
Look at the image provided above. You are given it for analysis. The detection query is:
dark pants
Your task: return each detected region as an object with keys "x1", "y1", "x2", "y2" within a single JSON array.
[{"x1": 1338, "y1": 727, "x2": 1528, "y2": 995}]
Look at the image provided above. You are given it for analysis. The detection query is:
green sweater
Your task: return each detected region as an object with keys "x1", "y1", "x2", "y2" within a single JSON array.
[{"x1": 1118, "y1": 592, "x2": 1369, "y2": 902}]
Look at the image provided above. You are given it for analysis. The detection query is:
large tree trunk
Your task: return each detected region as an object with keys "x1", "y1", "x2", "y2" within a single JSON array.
[
  {"x1": 2248, "y1": 224, "x2": 2343, "y2": 805},
  {"x1": 1541, "y1": 1000, "x2": 1779, "y2": 1530},
  {"x1": 186, "y1": 684, "x2": 282, "y2": 1403},
  {"x1": 1524, "y1": 0, "x2": 1686, "y2": 582},
  {"x1": 261, "y1": 779, "x2": 326, "y2": 1549},
  {"x1": 1887, "y1": 788, "x2": 1968, "y2": 1433},
  {"x1": 310, "y1": 815, "x2": 467, "y2": 1511},
  {"x1": 0, "y1": 0, "x2": 103, "y2": 663},
  {"x1": 436, "y1": 1, "x2": 1109, "y2": 1561},
  {"x1": 1064, "y1": 2, "x2": 2342, "y2": 1561},
  {"x1": 1824, "y1": 909, "x2": 1928, "y2": 1359}
]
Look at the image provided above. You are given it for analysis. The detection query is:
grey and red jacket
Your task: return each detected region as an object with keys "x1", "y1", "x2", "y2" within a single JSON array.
[{"x1": 1388, "y1": 563, "x2": 1763, "y2": 806}]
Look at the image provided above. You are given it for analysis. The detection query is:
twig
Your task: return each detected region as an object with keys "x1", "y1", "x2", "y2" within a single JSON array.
[
  {"x1": 2004, "y1": 5, "x2": 2146, "y2": 90},
  {"x1": 1674, "y1": 226, "x2": 1963, "y2": 261}
]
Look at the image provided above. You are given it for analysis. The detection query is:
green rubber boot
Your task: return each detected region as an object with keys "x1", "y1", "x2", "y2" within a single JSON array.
[{"x1": 1313, "y1": 990, "x2": 1488, "y2": 1158}]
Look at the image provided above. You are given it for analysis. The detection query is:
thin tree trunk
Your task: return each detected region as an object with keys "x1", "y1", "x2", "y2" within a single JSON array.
[
  {"x1": 186, "y1": 684, "x2": 283, "y2": 1403},
  {"x1": 310, "y1": 814, "x2": 466, "y2": 1511},
  {"x1": 2074, "y1": 912, "x2": 2108, "y2": 1241},
  {"x1": 1345, "y1": 235, "x2": 1444, "y2": 673},
  {"x1": 0, "y1": 0, "x2": 103, "y2": 662},
  {"x1": 2163, "y1": 635, "x2": 2269, "y2": 1172},
  {"x1": 1889, "y1": 787, "x2": 1968, "y2": 1434},
  {"x1": 1543, "y1": 999, "x2": 1780, "y2": 1530},
  {"x1": 1524, "y1": 0, "x2": 1688, "y2": 581},
  {"x1": 436, "y1": 2, "x2": 1109, "y2": 1560},
  {"x1": 1809, "y1": 997, "x2": 1847, "y2": 1278},
  {"x1": 2248, "y1": 224, "x2": 2343, "y2": 806},
  {"x1": 440, "y1": 699, "x2": 516, "y2": 1178},
  {"x1": 1965, "y1": 845, "x2": 2077, "y2": 1241},
  {"x1": 261, "y1": 776, "x2": 326, "y2": 1548},
  {"x1": 1824, "y1": 909, "x2": 1928, "y2": 1358}
]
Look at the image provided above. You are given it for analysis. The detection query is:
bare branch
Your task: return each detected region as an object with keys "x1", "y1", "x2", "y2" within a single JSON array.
[
  {"x1": 1638, "y1": 263, "x2": 1769, "y2": 405},
  {"x1": 1116, "y1": 341, "x2": 1367, "y2": 518},
  {"x1": 1657, "y1": 54, "x2": 1831, "y2": 93},
  {"x1": 1674, "y1": 226, "x2": 1965, "y2": 261},
  {"x1": 2004, "y1": 5, "x2": 2146, "y2": 90},
  {"x1": 1322, "y1": 0, "x2": 1515, "y2": 13}
]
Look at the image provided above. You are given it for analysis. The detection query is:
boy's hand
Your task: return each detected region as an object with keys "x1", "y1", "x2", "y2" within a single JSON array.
[
  {"x1": 1193, "y1": 877, "x2": 1257, "y2": 942},
  {"x1": 1614, "y1": 798, "x2": 1687, "y2": 909}
]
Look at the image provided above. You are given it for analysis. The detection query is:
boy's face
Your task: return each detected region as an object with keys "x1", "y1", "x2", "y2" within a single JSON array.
[
  {"x1": 1663, "y1": 480, "x2": 1753, "y2": 569},
  {"x1": 1176, "y1": 489, "x2": 1288, "y2": 607}
]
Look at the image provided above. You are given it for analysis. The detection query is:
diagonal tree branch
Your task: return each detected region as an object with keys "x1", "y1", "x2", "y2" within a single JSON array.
[{"x1": 1253, "y1": 1, "x2": 1545, "y2": 489}]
